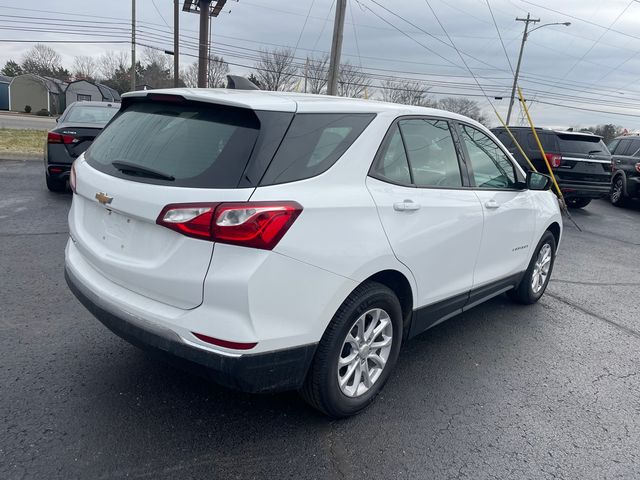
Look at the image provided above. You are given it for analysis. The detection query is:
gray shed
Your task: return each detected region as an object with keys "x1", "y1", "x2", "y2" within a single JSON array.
[
  {"x1": 96, "y1": 83, "x2": 121, "y2": 102},
  {"x1": 0, "y1": 75, "x2": 9, "y2": 110},
  {"x1": 9, "y1": 74, "x2": 67, "y2": 114},
  {"x1": 65, "y1": 79, "x2": 102, "y2": 105}
]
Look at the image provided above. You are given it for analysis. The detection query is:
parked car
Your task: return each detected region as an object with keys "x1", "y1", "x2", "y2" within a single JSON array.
[
  {"x1": 45, "y1": 101, "x2": 119, "y2": 192},
  {"x1": 65, "y1": 90, "x2": 562, "y2": 417},
  {"x1": 607, "y1": 134, "x2": 640, "y2": 206},
  {"x1": 491, "y1": 127, "x2": 611, "y2": 208}
]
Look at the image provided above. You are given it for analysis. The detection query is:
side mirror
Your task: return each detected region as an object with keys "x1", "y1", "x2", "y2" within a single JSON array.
[
  {"x1": 55, "y1": 116, "x2": 60, "y2": 123},
  {"x1": 527, "y1": 171, "x2": 552, "y2": 191}
]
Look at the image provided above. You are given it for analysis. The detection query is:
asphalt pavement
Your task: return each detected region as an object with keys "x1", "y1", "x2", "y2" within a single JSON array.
[
  {"x1": 1, "y1": 160, "x2": 639, "y2": 479},
  {"x1": 0, "y1": 113, "x2": 56, "y2": 131}
]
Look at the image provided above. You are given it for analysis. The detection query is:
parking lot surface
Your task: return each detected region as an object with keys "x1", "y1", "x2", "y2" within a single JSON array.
[{"x1": 1, "y1": 160, "x2": 639, "y2": 479}]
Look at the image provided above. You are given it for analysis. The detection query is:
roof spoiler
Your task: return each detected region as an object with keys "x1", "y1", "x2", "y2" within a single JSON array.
[{"x1": 226, "y1": 75, "x2": 260, "y2": 90}]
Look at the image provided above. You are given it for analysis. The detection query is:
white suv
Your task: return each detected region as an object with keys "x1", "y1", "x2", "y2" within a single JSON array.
[{"x1": 65, "y1": 89, "x2": 562, "y2": 417}]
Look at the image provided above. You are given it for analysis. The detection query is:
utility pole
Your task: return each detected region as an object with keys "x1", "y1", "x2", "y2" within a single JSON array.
[
  {"x1": 198, "y1": 0, "x2": 211, "y2": 87},
  {"x1": 506, "y1": 13, "x2": 539, "y2": 125},
  {"x1": 174, "y1": 0, "x2": 180, "y2": 87},
  {"x1": 327, "y1": 0, "x2": 347, "y2": 96},
  {"x1": 131, "y1": 0, "x2": 136, "y2": 92}
]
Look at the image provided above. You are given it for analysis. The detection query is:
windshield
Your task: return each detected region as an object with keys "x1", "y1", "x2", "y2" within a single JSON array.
[{"x1": 64, "y1": 105, "x2": 119, "y2": 125}]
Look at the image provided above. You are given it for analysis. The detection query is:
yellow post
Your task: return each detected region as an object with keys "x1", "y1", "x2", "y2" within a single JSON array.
[
  {"x1": 517, "y1": 87, "x2": 565, "y2": 204},
  {"x1": 492, "y1": 108, "x2": 537, "y2": 173}
]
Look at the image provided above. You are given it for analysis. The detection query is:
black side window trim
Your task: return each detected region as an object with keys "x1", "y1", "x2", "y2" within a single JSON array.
[
  {"x1": 368, "y1": 115, "x2": 472, "y2": 189},
  {"x1": 455, "y1": 120, "x2": 526, "y2": 191}
]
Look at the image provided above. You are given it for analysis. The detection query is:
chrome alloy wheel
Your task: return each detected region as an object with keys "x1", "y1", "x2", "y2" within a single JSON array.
[
  {"x1": 531, "y1": 243, "x2": 552, "y2": 294},
  {"x1": 612, "y1": 177, "x2": 624, "y2": 203},
  {"x1": 337, "y1": 308, "x2": 393, "y2": 398}
]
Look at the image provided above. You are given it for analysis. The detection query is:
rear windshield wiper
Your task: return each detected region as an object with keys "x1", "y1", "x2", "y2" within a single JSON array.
[
  {"x1": 588, "y1": 150, "x2": 602, "y2": 154},
  {"x1": 111, "y1": 161, "x2": 175, "y2": 181}
]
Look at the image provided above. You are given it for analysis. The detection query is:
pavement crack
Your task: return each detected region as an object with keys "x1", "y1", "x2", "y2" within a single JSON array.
[
  {"x1": 546, "y1": 291, "x2": 640, "y2": 341},
  {"x1": 552, "y1": 279, "x2": 640, "y2": 287}
]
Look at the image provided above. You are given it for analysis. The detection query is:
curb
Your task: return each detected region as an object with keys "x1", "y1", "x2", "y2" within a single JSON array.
[{"x1": 0, "y1": 153, "x2": 42, "y2": 161}]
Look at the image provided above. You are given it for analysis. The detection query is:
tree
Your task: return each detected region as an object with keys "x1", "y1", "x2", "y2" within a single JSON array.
[
  {"x1": 437, "y1": 97, "x2": 487, "y2": 124},
  {"x1": 304, "y1": 55, "x2": 328, "y2": 94},
  {"x1": 21, "y1": 44, "x2": 69, "y2": 80},
  {"x1": 72, "y1": 56, "x2": 98, "y2": 81},
  {"x1": 1, "y1": 60, "x2": 23, "y2": 77},
  {"x1": 254, "y1": 48, "x2": 298, "y2": 91},
  {"x1": 98, "y1": 51, "x2": 129, "y2": 80},
  {"x1": 247, "y1": 73, "x2": 263, "y2": 89},
  {"x1": 181, "y1": 63, "x2": 198, "y2": 88},
  {"x1": 140, "y1": 47, "x2": 172, "y2": 88},
  {"x1": 338, "y1": 61, "x2": 371, "y2": 99},
  {"x1": 207, "y1": 55, "x2": 229, "y2": 88},
  {"x1": 592, "y1": 124, "x2": 625, "y2": 144},
  {"x1": 381, "y1": 78, "x2": 433, "y2": 106}
]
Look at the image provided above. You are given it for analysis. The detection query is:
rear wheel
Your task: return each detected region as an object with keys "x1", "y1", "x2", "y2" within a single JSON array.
[
  {"x1": 46, "y1": 175, "x2": 67, "y2": 193},
  {"x1": 566, "y1": 197, "x2": 591, "y2": 209},
  {"x1": 300, "y1": 282, "x2": 402, "y2": 418},
  {"x1": 508, "y1": 231, "x2": 556, "y2": 305},
  {"x1": 610, "y1": 176, "x2": 627, "y2": 207}
]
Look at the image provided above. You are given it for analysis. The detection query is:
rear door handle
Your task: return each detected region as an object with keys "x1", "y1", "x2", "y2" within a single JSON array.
[
  {"x1": 484, "y1": 199, "x2": 500, "y2": 209},
  {"x1": 393, "y1": 200, "x2": 421, "y2": 211}
]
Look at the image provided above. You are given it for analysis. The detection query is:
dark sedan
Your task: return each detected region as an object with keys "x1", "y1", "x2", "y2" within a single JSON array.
[{"x1": 45, "y1": 101, "x2": 119, "y2": 192}]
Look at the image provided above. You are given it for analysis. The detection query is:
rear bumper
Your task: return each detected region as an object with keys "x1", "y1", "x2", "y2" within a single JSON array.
[
  {"x1": 559, "y1": 180, "x2": 610, "y2": 199},
  {"x1": 65, "y1": 266, "x2": 317, "y2": 393}
]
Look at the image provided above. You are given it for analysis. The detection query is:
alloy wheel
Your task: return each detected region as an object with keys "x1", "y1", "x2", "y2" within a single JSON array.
[{"x1": 531, "y1": 243, "x2": 552, "y2": 294}]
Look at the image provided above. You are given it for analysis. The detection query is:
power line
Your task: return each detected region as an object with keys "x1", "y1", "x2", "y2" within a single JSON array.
[
  {"x1": 485, "y1": 0, "x2": 514, "y2": 74},
  {"x1": 292, "y1": 0, "x2": 316, "y2": 57}
]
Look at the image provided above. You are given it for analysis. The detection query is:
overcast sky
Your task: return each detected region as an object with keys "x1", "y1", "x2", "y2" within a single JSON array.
[{"x1": 1, "y1": 0, "x2": 640, "y2": 128}]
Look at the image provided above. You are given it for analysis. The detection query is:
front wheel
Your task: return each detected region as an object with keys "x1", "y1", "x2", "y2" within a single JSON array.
[
  {"x1": 566, "y1": 197, "x2": 591, "y2": 209},
  {"x1": 610, "y1": 176, "x2": 626, "y2": 207},
  {"x1": 508, "y1": 231, "x2": 556, "y2": 305},
  {"x1": 300, "y1": 282, "x2": 403, "y2": 418}
]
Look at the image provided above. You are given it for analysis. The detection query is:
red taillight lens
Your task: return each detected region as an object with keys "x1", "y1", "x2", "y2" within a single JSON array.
[
  {"x1": 635, "y1": 162, "x2": 640, "y2": 174},
  {"x1": 191, "y1": 332, "x2": 257, "y2": 350},
  {"x1": 156, "y1": 201, "x2": 303, "y2": 250},
  {"x1": 47, "y1": 132, "x2": 76, "y2": 144},
  {"x1": 69, "y1": 162, "x2": 77, "y2": 193},
  {"x1": 544, "y1": 153, "x2": 562, "y2": 168}
]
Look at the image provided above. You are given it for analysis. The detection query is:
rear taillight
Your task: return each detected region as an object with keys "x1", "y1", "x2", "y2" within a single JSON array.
[
  {"x1": 69, "y1": 162, "x2": 77, "y2": 193},
  {"x1": 47, "y1": 132, "x2": 76, "y2": 144},
  {"x1": 545, "y1": 152, "x2": 562, "y2": 168},
  {"x1": 156, "y1": 201, "x2": 303, "y2": 250},
  {"x1": 636, "y1": 162, "x2": 640, "y2": 174}
]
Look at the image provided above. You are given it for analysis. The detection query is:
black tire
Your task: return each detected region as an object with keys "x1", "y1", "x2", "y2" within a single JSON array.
[
  {"x1": 610, "y1": 176, "x2": 627, "y2": 207},
  {"x1": 300, "y1": 281, "x2": 403, "y2": 418},
  {"x1": 46, "y1": 175, "x2": 67, "y2": 193},
  {"x1": 508, "y1": 231, "x2": 556, "y2": 305},
  {"x1": 566, "y1": 197, "x2": 591, "y2": 209}
]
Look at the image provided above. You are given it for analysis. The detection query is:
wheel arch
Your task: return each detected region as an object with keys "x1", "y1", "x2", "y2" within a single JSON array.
[
  {"x1": 362, "y1": 269, "x2": 414, "y2": 340},
  {"x1": 546, "y1": 221, "x2": 561, "y2": 247}
]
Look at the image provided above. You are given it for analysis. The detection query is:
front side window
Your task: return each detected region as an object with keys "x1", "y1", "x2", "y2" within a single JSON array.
[
  {"x1": 460, "y1": 124, "x2": 518, "y2": 189},
  {"x1": 370, "y1": 125, "x2": 411, "y2": 185},
  {"x1": 398, "y1": 119, "x2": 462, "y2": 188}
]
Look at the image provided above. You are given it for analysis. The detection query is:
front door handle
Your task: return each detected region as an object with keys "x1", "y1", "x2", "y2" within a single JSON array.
[
  {"x1": 393, "y1": 200, "x2": 421, "y2": 212},
  {"x1": 484, "y1": 199, "x2": 500, "y2": 209}
]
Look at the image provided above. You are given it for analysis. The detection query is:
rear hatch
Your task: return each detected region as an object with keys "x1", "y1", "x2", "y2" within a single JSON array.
[
  {"x1": 70, "y1": 93, "x2": 295, "y2": 309},
  {"x1": 552, "y1": 132, "x2": 611, "y2": 184}
]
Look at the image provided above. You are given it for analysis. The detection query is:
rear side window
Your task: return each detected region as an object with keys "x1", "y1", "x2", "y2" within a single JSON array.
[
  {"x1": 556, "y1": 134, "x2": 608, "y2": 156},
  {"x1": 628, "y1": 139, "x2": 640, "y2": 157},
  {"x1": 527, "y1": 132, "x2": 557, "y2": 151},
  {"x1": 86, "y1": 101, "x2": 264, "y2": 188},
  {"x1": 260, "y1": 113, "x2": 375, "y2": 185},
  {"x1": 370, "y1": 125, "x2": 411, "y2": 185},
  {"x1": 398, "y1": 119, "x2": 462, "y2": 188},
  {"x1": 494, "y1": 130, "x2": 514, "y2": 149}
]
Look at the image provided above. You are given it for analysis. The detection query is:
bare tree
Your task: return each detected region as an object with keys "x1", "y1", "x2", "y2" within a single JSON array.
[
  {"x1": 381, "y1": 79, "x2": 433, "y2": 106},
  {"x1": 304, "y1": 55, "x2": 328, "y2": 94},
  {"x1": 338, "y1": 61, "x2": 371, "y2": 99},
  {"x1": 437, "y1": 97, "x2": 487, "y2": 124},
  {"x1": 254, "y1": 48, "x2": 298, "y2": 91},
  {"x1": 72, "y1": 56, "x2": 99, "y2": 81},
  {"x1": 181, "y1": 63, "x2": 198, "y2": 88},
  {"x1": 98, "y1": 51, "x2": 129, "y2": 80},
  {"x1": 207, "y1": 55, "x2": 229, "y2": 88},
  {"x1": 21, "y1": 44, "x2": 68, "y2": 80}
]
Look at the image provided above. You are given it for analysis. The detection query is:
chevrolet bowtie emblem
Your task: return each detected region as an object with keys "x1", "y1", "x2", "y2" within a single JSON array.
[{"x1": 95, "y1": 192, "x2": 113, "y2": 205}]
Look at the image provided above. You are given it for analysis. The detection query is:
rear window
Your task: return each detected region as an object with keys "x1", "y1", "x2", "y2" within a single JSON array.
[
  {"x1": 527, "y1": 132, "x2": 557, "y2": 151},
  {"x1": 64, "y1": 105, "x2": 118, "y2": 124},
  {"x1": 259, "y1": 113, "x2": 375, "y2": 185},
  {"x1": 555, "y1": 134, "x2": 609, "y2": 156},
  {"x1": 86, "y1": 101, "x2": 270, "y2": 188}
]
